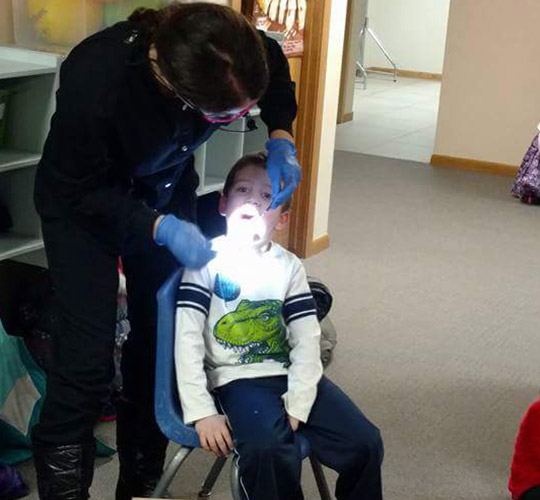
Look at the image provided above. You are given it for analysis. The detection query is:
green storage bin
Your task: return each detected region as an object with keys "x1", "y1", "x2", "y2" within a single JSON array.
[{"x1": 103, "y1": 0, "x2": 167, "y2": 27}]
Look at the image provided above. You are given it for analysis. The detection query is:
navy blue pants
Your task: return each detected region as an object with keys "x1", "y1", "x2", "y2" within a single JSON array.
[{"x1": 215, "y1": 376, "x2": 383, "y2": 500}]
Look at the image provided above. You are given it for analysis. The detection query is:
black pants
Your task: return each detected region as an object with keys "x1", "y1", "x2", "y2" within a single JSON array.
[
  {"x1": 31, "y1": 216, "x2": 179, "y2": 444},
  {"x1": 32, "y1": 166, "x2": 199, "y2": 455}
]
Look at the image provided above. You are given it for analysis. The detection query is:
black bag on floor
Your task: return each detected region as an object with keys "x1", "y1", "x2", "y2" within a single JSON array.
[{"x1": 308, "y1": 276, "x2": 337, "y2": 367}]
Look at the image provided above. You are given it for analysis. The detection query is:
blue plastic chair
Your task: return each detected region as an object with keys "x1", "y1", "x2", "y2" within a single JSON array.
[{"x1": 152, "y1": 268, "x2": 332, "y2": 499}]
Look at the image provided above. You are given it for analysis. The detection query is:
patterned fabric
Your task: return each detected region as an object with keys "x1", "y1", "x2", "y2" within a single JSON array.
[
  {"x1": 0, "y1": 464, "x2": 28, "y2": 499},
  {"x1": 512, "y1": 135, "x2": 540, "y2": 204}
]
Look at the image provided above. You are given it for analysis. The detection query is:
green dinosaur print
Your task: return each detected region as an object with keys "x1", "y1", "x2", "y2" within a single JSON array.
[{"x1": 214, "y1": 300, "x2": 290, "y2": 365}]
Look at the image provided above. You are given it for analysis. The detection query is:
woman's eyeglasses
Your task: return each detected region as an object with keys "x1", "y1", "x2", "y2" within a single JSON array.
[
  {"x1": 151, "y1": 59, "x2": 256, "y2": 124},
  {"x1": 175, "y1": 89, "x2": 256, "y2": 124}
]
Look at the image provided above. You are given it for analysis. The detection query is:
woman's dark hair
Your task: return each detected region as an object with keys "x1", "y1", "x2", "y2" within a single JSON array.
[{"x1": 129, "y1": 3, "x2": 269, "y2": 112}]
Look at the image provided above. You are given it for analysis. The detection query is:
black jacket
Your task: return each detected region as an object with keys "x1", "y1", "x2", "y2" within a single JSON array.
[{"x1": 34, "y1": 21, "x2": 297, "y2": 253}]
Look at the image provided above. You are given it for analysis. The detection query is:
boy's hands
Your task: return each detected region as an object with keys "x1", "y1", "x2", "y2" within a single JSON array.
[
  {"x1": 195, "y1": 415, "x2": 234, "y2": 457},
  {"x1": 288, "y1": 415, "x2": 300, "y2": 432}
]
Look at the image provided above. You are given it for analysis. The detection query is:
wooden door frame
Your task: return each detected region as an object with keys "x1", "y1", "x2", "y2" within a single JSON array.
[
  {"x1": 239, "y1": 0, "x2": 333, "y2": 258},
  {"x1": 288, "y1": 0, "x2": 333, "y2": 257}
]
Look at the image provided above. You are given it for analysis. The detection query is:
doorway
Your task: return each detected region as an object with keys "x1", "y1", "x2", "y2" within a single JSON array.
[{"x1": 336, "y1": 0, "x2": 450, "y2": 164}]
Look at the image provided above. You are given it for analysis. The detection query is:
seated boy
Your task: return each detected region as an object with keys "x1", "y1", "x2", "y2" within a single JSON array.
[{"x1": 175, "y1": 153, "x2": 383, "y2": 500}]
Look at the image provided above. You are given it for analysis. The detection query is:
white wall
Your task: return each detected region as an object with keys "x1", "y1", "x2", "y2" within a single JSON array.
[
  {"x1": 313, "y1": 0, "x2": 348, "y2": 240},
  {"x1": 364, "y1": 0, "x2": 450, "y2": 74},
  {"x1": 435, "y1": 0, "x2": 540, "y2": 166}
]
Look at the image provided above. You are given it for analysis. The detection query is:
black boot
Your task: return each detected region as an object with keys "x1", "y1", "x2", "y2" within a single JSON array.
[
  {"x1": 115, "y1": 399, "x2": 168, "y2": 500},
  {"x1": 34, "y1": 441, "x2": 96, "y2": 500}
]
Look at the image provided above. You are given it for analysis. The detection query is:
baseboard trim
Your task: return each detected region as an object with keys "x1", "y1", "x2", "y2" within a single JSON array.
[
  {"x1": 308, "y1": 234, "x2": 330, "y2": 256},
  {"x1": 367, "y1": 67, "x2": 442, "y2": 81},
  {"x1": 431, "y1": 154, "x2": 518, "y2": 177},
  {"x1": 337, "y1": 112, "x2": 354, "y2": 124}
]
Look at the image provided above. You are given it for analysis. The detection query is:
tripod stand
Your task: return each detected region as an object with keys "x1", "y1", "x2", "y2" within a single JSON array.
[{"x1": 356, "y1": 16, "x2": 398, "y2": 89}]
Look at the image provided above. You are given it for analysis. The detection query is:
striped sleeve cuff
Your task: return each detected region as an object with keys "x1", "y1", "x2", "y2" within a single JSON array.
[
  {"x1": 283, "y1": 293, "x2": 318, "y2": 325},
  {"x1": 177, "y1": 282, "x2": 211, "y2": 317}
]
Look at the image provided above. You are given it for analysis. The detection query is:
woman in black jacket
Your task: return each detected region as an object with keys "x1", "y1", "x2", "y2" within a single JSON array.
[{"x1": 32, "y1": 4, "x2": 300, "y2": 499}]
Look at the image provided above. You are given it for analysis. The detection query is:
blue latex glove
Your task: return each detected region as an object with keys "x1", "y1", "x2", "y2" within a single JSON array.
[
  {"x1": 266, "y1": 138, "x2": 302, "y2": 210},
  {"x1": 155, "y1": 215, "x2": 215, "y2": 268}
]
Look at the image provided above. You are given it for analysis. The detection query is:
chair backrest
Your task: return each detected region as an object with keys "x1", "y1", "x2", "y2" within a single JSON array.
[{"x1": 154, "y1": 267, "x2": 200, "y2": 449}]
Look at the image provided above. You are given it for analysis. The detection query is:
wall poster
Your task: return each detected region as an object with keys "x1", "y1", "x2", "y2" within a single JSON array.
[{"x1": 247, "y1": 0, "x2": 306, "y2": 57}]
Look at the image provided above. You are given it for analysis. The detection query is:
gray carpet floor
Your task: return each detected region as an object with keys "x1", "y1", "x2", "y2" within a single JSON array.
[{"x1": 18, "y1": 151, "x2": 540, "y2": 499}]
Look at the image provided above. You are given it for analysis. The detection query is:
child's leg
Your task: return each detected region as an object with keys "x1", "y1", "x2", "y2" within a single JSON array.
[
  {"x1": 302, "y1": 376, "x2": 383, "y2": 500},
  {"x1": 215, "y1": 376, "x2": 303, "y2": 500}
]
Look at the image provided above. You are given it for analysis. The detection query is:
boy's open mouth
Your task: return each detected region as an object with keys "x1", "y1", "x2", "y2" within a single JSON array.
[{"x1": 238, "y1": 205, "x2": 259, "y2": 220}]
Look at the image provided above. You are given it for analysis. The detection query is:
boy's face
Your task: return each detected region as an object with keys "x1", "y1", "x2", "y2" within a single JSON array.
[{"x1": 219, "y1": 165, "x2": 289, "y2": 248}]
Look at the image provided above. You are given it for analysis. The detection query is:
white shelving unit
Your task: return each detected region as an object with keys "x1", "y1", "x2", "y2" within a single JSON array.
[
  {"x1": 0, "y1": 46, "x2": 59, "y2": 263},
  {"x1": 196, "y1": 107, "x2": 268, "y2": 196}
]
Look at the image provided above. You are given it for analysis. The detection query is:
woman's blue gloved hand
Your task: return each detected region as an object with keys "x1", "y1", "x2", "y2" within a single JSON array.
[
  {"x1": 154, "y1": 215, "x2": 215, "y2": 268},
  {"x1": 266, "y1": 138, "x2": 302, "y2": 210}
]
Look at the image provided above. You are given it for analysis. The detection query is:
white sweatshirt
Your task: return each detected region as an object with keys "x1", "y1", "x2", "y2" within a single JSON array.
[{"x1": 175, "y1": 237, "x2": 323, "y2": 425}]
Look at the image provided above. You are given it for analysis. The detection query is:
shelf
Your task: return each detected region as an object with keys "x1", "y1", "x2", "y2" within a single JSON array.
[
  {"x1": 0, "y1": 234, "x2": 44, "y2": 261},
  {"x1": 0, "y1": 149, "x2": 41, "y2": 173},
  {"x1": 0, "y1": 46, "x2": 59, "y2": 80},
  {"x1": 197, "y1": 176, "x2": 225, "y2": 196},
  {"x1": 0, "y1": 58, "x2": 57, "y2": 79}
]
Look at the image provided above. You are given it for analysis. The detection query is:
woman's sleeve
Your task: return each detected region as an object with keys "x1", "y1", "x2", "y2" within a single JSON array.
[
  {"x1": 43, "y1": 53, "x2": 159, "y2": 253},
  {"x1": 257, "y1": 32, "x2": 298, "y2": 135}
]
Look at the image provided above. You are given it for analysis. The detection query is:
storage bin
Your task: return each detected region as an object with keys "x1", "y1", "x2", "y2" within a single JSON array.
[
  {"x1": 13, "y1": 0, "x2": 102, "y2": 50},
  {"x1": 102, "y1": 0, "x2": 167, "y2": 28},
  {"x1": 0, "y1": 1, "x2": 14, "y2": 44},
  {"x1": 12, "y1": 0, "x2": 168, "y2": 51}
]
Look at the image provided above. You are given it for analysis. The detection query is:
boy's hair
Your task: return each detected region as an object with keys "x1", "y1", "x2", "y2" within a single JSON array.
[{"x1": 223, "y1": 152, "x2": 292, "y2": 211}]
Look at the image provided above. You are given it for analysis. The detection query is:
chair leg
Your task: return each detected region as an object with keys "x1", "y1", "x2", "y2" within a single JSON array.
[
  {"x1": 230, "y1": 454, "x2": 243, "y2": 500},
  {"x1": 198, "y1": 456, "x2": 228, "y2": 498},
  {"x1": 309, "y1": 455, "x2": 333, "y2": 500},
  {"x1": 151, "y1": 446, "x2": 193, "y2": 497}
]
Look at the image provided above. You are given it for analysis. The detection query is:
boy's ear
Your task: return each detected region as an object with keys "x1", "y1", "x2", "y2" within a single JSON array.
[
  {"x1": 218, "y1": 194, "x2": 227, "y2": 216},
  {"x1": 275, "y1": 210, "x2": 289, "y2": 230}
]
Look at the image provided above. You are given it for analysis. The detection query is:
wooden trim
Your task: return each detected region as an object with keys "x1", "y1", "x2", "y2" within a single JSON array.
[
  {"x1": 308, "y1": 234, "x2": 330, "y2": 255},
  {"x1": 337, "y1": 112, "x2": 354, "y2": 124},
  {"x1": 231, "y1": 0, "x2": 242, "y2": 12},
  {"x1": 368, "y1": 67, "x2": 442, "y2": 81},
  {"x1": 288, "y1": 0, "x2": 333, "y2": 258},
  {"x1": 431, "y1": 154, "x2": 518, "y2": 177}
]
